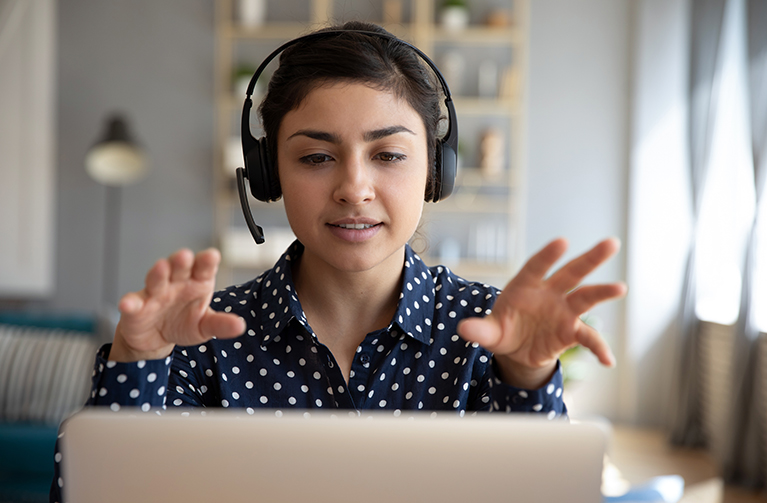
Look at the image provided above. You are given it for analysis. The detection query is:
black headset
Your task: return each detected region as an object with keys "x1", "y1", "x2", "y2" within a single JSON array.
[{"x1": 236, "y1": 29, "x2": 458, "y2": 245}]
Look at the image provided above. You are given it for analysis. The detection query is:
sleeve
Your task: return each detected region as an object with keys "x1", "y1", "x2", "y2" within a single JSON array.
[
  {"x1": 86, "y1": 343, "x2": 174, "y2": 411},
  {"x1": 49, "y1": 437, "x2": 63, "y2": 503},
  {"x1": 165, "y1": 345, "x2": 211, "y2": 408},
  {"x1": 470, "y1": 358, "x2": 568, "y2": 419}
]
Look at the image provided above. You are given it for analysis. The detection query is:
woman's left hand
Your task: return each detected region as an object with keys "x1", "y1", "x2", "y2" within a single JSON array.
[{"x1": 457, "y1": 238, "x2": 627, "y2": 390}]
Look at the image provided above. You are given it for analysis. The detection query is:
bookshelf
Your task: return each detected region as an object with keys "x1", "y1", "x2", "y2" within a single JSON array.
[{"x1": 213, "y1": 0, "x2": 528, "y2": 288}]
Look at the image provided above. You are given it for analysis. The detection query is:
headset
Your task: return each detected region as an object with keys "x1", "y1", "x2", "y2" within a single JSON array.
[{"x1": 236, "y1": 29, "x2": 458, "y2": 245}]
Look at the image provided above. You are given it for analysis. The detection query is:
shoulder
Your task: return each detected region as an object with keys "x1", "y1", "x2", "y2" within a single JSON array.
[
  {"x1": 209, "y1": 240, "x2": 303, "y2": 317},
  {"x1": 208, "y1": 274, "x2": 265, "y2": 319},
  {"x1": 428, "y1": 263, "x2": 501, "y2": 314},
  {"x1": 403, "y1": 245, "x2": 500, "y2": 318}
]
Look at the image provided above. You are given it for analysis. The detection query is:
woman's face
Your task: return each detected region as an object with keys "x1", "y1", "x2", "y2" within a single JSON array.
[{"x1": 277, "y1": 81, "x2": 429, "y2": 276}]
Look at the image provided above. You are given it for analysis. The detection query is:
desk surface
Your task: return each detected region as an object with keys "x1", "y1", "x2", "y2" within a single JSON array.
[{"x1": 609, "y1": 425, "x2": 765, "y2": 503}]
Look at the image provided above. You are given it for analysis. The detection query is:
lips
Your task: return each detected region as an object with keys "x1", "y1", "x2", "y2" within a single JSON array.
[
  {"x1": 328, "y1": 217, "x2": 381, "y2": 228},
  {"x1": 333, "y1": 222, "x2": 378, "y2": 230},
  {"x1": 326, "y1": 218, "x2": 382, "y2": 242}
]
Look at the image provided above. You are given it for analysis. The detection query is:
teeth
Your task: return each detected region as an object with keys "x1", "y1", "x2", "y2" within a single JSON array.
[{"x1": 337, "y1": 223, "x2": 375, "y2": 229}]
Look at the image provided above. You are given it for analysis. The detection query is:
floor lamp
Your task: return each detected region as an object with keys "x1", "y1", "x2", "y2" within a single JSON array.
[{"x1": 85, "y1": 114, "x2": 147, "y2": 332}]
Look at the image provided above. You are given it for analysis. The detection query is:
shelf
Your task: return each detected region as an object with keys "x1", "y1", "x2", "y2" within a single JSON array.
[
  {"x1": 455, "y1": 167, "x2": 517, "y2": 188},
  {"x1": 418, "y1": 256, "x2": 516, "y2": 281},
  {"x1": 224, "y1": 21, "x2": 422, "y2": 42},
  {"x1": 432, "y1": 26, "x2": 522, "y2": 46},
  {"x1": 223, "y1": 22, "x2": 313, "y2": 40},
  {"x1": 423, "y1": 194, "x2": 512, "y2": 214},
  {"x1": 453, "y1": 97, "x2": 519, "y2": 115}
]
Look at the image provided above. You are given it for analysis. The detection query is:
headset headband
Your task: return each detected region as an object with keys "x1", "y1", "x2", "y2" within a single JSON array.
[{"x1": 241, "y1": 29, "x2": 457, "y2": 164}]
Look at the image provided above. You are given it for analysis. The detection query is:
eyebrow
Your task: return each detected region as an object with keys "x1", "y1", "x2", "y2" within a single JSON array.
[
  {"x1": 286, "y1": 125, "x2": 416, "y2": 143},
  {"x1": 363, "y1": 125, "x2": 416, "y2": 142}
]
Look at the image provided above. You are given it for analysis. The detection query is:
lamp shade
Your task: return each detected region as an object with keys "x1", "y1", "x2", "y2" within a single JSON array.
[{"x1": 85, "y1": 115, "x2": 148, "y2": 186}]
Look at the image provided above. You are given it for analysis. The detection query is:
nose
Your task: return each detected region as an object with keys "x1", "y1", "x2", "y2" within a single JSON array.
[{"x1": 333, "y1": 155, "x2": 375, "y2": 205}]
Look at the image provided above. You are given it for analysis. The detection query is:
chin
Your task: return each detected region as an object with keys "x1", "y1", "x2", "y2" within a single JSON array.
[
  {"x1": 330, "y1": 247, "x2": 398, "y2": 273},
  {"x1": 305, "y1": 237, "x2": 408, "y2": 275}
]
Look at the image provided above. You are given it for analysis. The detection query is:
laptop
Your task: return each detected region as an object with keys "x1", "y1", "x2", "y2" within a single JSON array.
[{"x1": 61, "y1": 409, "x2": 606, "y2": 502}]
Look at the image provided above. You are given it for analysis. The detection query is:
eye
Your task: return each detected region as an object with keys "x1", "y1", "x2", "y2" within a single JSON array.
[
  {"x1": 300, "y1": 153, "x2": 333, "y2": 165},
  {"x1": 375, "y1": 152, "x2": 406, "y2": 163}
]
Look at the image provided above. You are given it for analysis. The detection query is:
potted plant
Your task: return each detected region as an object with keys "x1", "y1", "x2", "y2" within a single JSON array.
[
  {"x1": 232, "y1": 64, "x2": 257, "y2": 99},
  {"x1": 237, "y1": 0, "x2": 266, "y2": 27},
  {"x1": 440, "y1": 0, "x2": 470, "y2": 32}
]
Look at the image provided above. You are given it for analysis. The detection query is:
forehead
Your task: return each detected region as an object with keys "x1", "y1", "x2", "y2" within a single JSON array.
[{"x1": 279, "y1": 81, "x2": 424, "y2": 137}]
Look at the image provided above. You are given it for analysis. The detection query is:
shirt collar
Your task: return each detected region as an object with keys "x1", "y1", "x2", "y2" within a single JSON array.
[
  {"x1": 390, "y1": 245, "x2": 435, "y2": 345},
  {"x1": 257, "y1": 241, "x2": 435, "y2": 347},
  {"x1": 256, "y1": 240, "x2": 308, "y2": 346}
]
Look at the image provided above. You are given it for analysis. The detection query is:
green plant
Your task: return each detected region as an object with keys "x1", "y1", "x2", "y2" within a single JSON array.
[
  {"x1": 560, "y1": 314, "x2": 605, "y2": 388},
  {"x1": 232, "y1": 64, "x2": 257, "y2": 82},
  {"x1": 559, "y1": 345, "x2": 586, "y2": 387}
]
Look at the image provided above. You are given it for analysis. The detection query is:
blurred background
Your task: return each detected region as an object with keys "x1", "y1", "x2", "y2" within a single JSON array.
[{"x1": 0, "y1": 0, "x2": 765, "y2": 501}]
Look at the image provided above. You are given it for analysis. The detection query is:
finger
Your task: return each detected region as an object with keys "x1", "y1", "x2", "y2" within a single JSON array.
[
  {"x1": 199, "y1": 310, "x2": 246, "y2": 340},
  {"x1": 546, "y1": 238, "x2": 621, "y2": 293},
  {"x1": 118, "y1": 291, "x2": 145, "y2": 315},
  {"x1": 574, "y1": 322, "x2": 615, "y2": 367},
  {"x1": 191, "y1": 248, "x2": 221, "y2": 282},
  {"x1": 144, "y1": 258, "x2": 170, "y2": 298},
  {"x1": 457, "y1": 317, "x2": 503, "y2": 352},
  {"x1": 512, "y1": 238, "x2": 568, "y2": 286},
  {"x1": 567, "y1": 282, "x2": 627, "y2": 315},
  {"x1": 168, "y1": 249, "x2": 194, "y2": 282}
]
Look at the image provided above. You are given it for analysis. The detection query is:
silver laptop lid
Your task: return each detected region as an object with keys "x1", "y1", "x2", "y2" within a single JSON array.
[{"x1": 62, "y1": 409, "x2": 605, "y2": 503}]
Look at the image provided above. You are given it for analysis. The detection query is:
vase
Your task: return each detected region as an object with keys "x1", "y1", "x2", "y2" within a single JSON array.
[
  {"x1": 238, "y1": 0, "x2": 266, "y2": 27},
  {"x1": 440, "y1": 6, "x2": 469, "y2": 32}
]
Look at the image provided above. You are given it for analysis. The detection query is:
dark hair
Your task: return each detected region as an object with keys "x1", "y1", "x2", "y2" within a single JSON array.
[{"x1": 258, "y1": 21, "x2": 444, "y2": 199}]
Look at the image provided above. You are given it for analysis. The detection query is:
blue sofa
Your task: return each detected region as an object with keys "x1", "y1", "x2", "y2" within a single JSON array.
[{"x1": 0, "y1": 313, "x2": 98, "y2": 503}]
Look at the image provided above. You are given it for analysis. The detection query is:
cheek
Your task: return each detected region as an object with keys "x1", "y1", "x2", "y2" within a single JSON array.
[
  {"x1": 280, "y1": 172, "x2": 317, "y2": 229},
  {"x1": 387, "y1": 166, "x2": 428, "y2": 222}
]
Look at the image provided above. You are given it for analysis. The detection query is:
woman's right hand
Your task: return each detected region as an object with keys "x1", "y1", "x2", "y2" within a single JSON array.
[{"x1": 108, "y1": 248, "x2": 246, "y2": 362}]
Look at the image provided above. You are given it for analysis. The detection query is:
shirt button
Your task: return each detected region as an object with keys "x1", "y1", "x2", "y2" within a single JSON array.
[{"x1": 360, "y1": 354, "x2": 370, "y2": 364}]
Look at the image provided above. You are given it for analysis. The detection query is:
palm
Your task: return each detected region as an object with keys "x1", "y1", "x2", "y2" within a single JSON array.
[
  {"x1": 112, "y1": 249, "x2": 245, "y2": 361},
  {"x1": 494, "y1": 286, "x2": 582, "y2": 368},
  {"x1": 458, "y1": 238, "x2": 626, "y2": 384}
]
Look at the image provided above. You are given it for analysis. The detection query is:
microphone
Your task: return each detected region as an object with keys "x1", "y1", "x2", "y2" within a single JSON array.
[{"x1": 235, "y1": 167, "x2": 265, "y2": 244}]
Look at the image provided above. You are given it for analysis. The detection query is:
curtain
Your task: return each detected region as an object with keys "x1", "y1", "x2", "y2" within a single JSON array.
[
  {"x1": 0, "y1": 0, "x2": 57, "y2": 296},
  {"x1": 669, "y1": 0, "x2": 727, "y2": 448},
  {"x1": 723, "y1": 0, "x2": 767, "y2": 486}
]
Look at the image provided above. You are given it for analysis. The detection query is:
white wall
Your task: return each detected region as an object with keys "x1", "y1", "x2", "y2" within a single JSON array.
[
  {"x1": 625, "y1": 0, "x2": 692, "y2": 427},
  {"x1": 526, "y1": 0, "x2": 632, "y2": 420},
  {"x1": 52, "y1": 0, "x2": 216, "y2": 312}
]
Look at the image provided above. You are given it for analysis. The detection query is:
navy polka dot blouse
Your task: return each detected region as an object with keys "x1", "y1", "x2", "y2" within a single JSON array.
[{"x1": 50, "y1": 242, "x2": 566, "y2": 502}]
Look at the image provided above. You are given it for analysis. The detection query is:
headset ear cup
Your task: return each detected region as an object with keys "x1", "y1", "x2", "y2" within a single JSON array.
[
  {"x1": 246, "y1": 137, "x2": 280, "y2": 202},
  {"x1": 439, "y1": 140, "x2": 457, "y2": 201},
  {"x1": 259, "y1": 138, "x2": 280, "y2": 201},
  {"x1": 426, "y1": 141, "x2": 442, "y2": 202},
  {"x1": 429, "y1": 140, "x2": 457, "y2": 202},
  {"x1": 245, "y1": 141, "x2": 266, "y2": 202},
  {"x1": 257, "y1": 138, "x2": 270, "y2": 200}
]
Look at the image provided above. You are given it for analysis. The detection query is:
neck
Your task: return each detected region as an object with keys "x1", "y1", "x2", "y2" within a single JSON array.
[{"x1": 292, "y1": 245, "x2": 406, "y2": 345}]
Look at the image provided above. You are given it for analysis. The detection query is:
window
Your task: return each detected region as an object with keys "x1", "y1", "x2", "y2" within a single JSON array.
[{"x1": 694, "y1": 0, "x2": 765, "y2": 332}]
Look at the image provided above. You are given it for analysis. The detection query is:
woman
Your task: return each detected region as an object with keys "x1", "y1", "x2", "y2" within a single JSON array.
[{"x1": 51, "y1": 21, "x2": 625, "y2": 501}]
